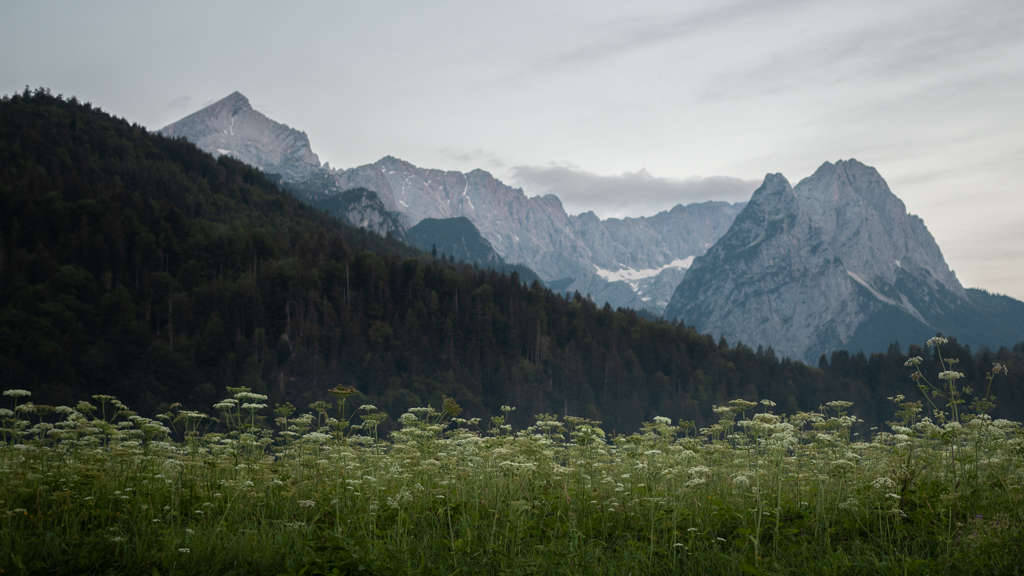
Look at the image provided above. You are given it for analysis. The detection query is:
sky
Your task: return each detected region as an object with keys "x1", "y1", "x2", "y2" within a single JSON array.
[{"x1": 3, "y1": 0, "x2": 1023, "y2": 299}]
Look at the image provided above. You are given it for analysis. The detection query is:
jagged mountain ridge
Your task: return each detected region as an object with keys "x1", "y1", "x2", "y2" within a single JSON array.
[
  {"x1": 329, "y1": 156, "x2": 745, "y2": 312},
  {"x1": 665, "y1": 159, "x2": 1024, "y2": 363},
  {"x1": 160, "y1": 93, "x2": 746, "y2": 314}
]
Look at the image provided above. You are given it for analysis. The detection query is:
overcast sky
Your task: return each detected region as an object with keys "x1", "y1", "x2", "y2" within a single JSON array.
[{"x1": 3, "y1": 0, "x2": 1023, "y2": 299}]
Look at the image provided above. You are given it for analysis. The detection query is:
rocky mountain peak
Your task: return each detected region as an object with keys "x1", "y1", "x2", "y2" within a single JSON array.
[
  {"x1": 209, "y1": 91, "x2": 251, "y2": 115},
  {"x1": 799, "y1": 160, "x2": 964, "y2": 300},
  {"x1": 745, "y1": 173, "x2": 794, "y2": 217},
  {"x1": 666, "y1": 160, "x2": 968, "y2": 363},
  {"x1": 158, "y1": 91, "x2": 322, "y2": 183}
]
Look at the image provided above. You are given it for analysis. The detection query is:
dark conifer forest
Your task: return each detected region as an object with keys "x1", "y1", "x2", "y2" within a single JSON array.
[{"x1": 2, "y1": 88, "x2": 1022, "y2": 433}]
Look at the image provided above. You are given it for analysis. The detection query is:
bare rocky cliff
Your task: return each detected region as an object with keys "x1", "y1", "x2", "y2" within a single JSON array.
[
  {"x1": 159, "y1": 93, "x2": 403, "y2": 238},
  {"x1": 159, "y1": 92, "x2": 323, "y2": 183},
  {"x1": 330, "y1": 156, "x2": 743, "y2": 313},
  {"x1": 665, "y1": 160, "x2": 972, "y2": 363}
]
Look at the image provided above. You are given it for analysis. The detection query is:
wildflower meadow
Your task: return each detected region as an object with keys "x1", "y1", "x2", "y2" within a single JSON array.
[{"x1": 2, "y1": 338, "x2": 1022, "y2": 575}]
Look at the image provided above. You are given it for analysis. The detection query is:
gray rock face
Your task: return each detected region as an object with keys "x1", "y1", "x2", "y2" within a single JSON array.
[
  {"x1": 573, "y1": 202, "x2": 745, "y2": 311},
  {"x1": 665, "y1": 160, "x2": 969, "y2": 363},
  {"x1": 159, "y1": 93, "x2": 403, "y2": 237},
  {"x1": 161, "y1": 93, "x2": 744, "y2": 314},
  {"x1": 159, "y1": 92, "x2": 323, "y2": 183},
  {"x1": 329, "y1": 156, "x2": 744, "y2": 313},
  {"x1": 301, "y1": 188, "x2": 406, "y2": 239}
]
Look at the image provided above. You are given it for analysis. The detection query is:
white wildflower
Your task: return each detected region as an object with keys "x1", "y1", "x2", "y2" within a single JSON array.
[{"x1": 871, "y1": 477, "x2": 896, "y2": 490}]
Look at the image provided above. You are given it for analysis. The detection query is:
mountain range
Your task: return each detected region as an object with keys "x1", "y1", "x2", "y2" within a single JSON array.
[
  {"x1": 160, "y1": 92, "x2": 1024, "y2": 362},
  {"x1": 159, "y1": 93, "x2": 743, "y2": 314}
]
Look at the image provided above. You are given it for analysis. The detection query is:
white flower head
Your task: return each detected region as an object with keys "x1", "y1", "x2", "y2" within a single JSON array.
[
  {"x1": 871, "y1": 477, "x2": 896, "y2": 490},
  {"x1": 3, "y1": 389, "x2": 31, "y2": 398},
  {"x1": 826, "y1": 401, "x2": 854, "y2": 411},
  {"x1": 303, "y1": 432, "x2": 331, "y2": 443},
  {"x1": 234, "y1": 392, "x2": 268, "y2": 402}
]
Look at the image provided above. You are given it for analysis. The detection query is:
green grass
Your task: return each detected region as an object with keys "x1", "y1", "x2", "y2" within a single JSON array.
[{"x1": 2, "y1": 347, "x2": 1023, "y2": 575}]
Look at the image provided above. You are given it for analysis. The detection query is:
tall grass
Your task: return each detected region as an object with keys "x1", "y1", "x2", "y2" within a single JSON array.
[{"x1": 1, "y1": 339, "x2": 1022, "y2": 575}]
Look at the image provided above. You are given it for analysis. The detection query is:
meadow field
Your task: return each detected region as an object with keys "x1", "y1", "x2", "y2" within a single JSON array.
[{"x1": 2, "y1": 339, "x2": 1022, "y2": 575}]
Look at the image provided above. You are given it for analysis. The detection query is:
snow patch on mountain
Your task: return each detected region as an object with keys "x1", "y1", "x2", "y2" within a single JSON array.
[{"x1": 595, "y1": 256, "x2": 695, "y2": 284}]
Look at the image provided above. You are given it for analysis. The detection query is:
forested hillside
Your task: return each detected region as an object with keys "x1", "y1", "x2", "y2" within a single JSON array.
[{"x1": 2, "y1": 88, "x2": 1022, "y2": 433}]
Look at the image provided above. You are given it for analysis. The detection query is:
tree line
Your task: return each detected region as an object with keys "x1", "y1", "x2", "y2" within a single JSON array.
[{"x1": 2, "y1": 88, "x2": 1021, "y2": 434}]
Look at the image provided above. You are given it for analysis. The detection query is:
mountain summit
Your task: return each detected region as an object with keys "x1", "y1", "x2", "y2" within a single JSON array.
[
  {"x1": 159, "y1": 93, "x2": 406, "y2": 238},
  {"x1": 159, "y1": 92, "x2": 323, "y2": 183},
  {"x1": 664, "y1": 159, "x2": 1022, "y2": 362}
]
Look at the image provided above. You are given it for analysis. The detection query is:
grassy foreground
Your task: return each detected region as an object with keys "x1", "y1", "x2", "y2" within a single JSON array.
[{"x1": 2, "y1": 342, "x2": 1022, "y2": 575}]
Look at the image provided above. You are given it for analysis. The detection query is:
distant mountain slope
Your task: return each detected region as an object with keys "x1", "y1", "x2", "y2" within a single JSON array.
[
  {"x1": 665, "y1": 160, "x2": 1024, "y2": 362},
  {"x1": 330, "y1": 155, "x2": 744, "y2": 313},
  {"x1": 407, "y1": 217, "x2": 505, "y2": 266},
  {"x1": 574, "y1": 201, "x2": 745, "y2": 310},
  {"x1": 297, "y1": 186, "x2": 406, "y2": 240},
  {"x1": 161, "y1": 94, "x2": 745, "y2": 314},
  {"x1": 406, "y1": 217, "x2": 543, "y2": 286}
]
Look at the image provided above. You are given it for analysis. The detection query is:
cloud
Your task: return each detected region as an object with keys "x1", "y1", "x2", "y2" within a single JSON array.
[
  {"x1": 533, "y1": 0, "x2": 805, "y2": 73},
  {"x1": 695, "y1": 1, "x2": 1024, "y2": 103},
  {"x1": 509, "y1": 164, "x2": 758, "y2": 218},
  {"x1": 440, "y1": 148, "x2": 506, "y2": 169},
  {"x1": 167, "y1": 96, "x2": 192, "y2": 109}
]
